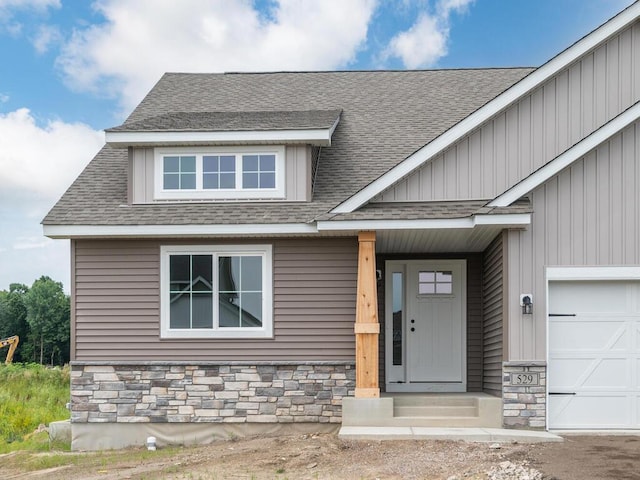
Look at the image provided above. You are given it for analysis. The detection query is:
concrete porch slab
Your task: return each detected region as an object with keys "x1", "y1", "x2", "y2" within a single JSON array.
[{"x1": 339, "y1": 426, "x2": 564, "y2": 443}]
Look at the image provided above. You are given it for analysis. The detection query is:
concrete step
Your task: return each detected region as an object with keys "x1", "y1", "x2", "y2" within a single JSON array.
[
  {"x1": 392, "y1": 395, "x2": 477, "y2": 408},
  {"x1": 394, "y1": 405, "x2": 478, "y2": 417},
  {"x1": 375, "y1": 416, "x2": 495, "y2": 428},
  {"x1": 342, "y1": 394, "x2": 503, "y2": 429}
]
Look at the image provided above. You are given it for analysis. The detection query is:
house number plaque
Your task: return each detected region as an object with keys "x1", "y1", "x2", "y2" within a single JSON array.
[{"x1": 510, "y1": 373, "x2": 539, "y2": 386}]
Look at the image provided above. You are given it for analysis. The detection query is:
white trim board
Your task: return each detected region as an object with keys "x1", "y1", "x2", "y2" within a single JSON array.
[
  {"x1": 317, "y1": 213, "x2": 531, "y2": 232},
  {"x1": 105, "y1": 123, "x2": 338, "y2": 148},
  {"x1": 546, "y1": 266, "x2": 640, "y2": 281},
  {"x1": 331, "y1": 2, "x2": 640, "y2": 214},
  {"x1": 489, "y1": 101, "x2": 640, "y2": 207},
  {"x1": 43, "y1": 223, "x2": 318, "y2": 239},
  {"x1": 44, "y1": 213, "x2": 531, "y2": 238}
]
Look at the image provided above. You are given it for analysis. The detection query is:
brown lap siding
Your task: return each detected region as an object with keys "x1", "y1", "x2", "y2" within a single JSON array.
[{"x1": 73, "y1": 237, "x2": 357, "y2": 361}]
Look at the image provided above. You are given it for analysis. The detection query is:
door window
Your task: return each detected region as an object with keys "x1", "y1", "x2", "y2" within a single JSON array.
[{"x1": 418, "y1": 270, "x2": 453, "y2": 295}]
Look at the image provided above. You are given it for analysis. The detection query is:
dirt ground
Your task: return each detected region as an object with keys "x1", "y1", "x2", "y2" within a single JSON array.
[{"x1": 7, "y1": 433, "x2": 640, "y2": 480}]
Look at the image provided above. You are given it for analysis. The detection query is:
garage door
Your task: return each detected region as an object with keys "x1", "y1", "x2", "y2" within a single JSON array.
[{"x1": 548, "y1": 280, "x2": 640, "y2": 429}]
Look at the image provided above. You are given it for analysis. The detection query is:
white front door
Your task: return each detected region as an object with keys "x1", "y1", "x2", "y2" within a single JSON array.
[
  {"x1": 386, "y1": 260, "x2": 466, "y2": 392},
  {"x1": 548, "y1": 280, "x2": 640, "y2": 429}
]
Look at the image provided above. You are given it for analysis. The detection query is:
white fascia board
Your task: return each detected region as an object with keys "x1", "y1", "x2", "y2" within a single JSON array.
[
  {"x1": 105, "y1": 128, "x2": 334, "y2": 147},
  {"x1": 547, "y1": 266, "x2": 640, "y2": 281},
  {"x1": 331, "y1": 3, "x2": 640, "y2": 214},
  {"x1": 316, "y1": 213, "x2": 530, "y2": 232},
  {"x1": 43, "y1": 223, "x2": 318, "y2": 239},
  {"x1": 489, "y1": 101, "x2": 640, "y2": 207}
]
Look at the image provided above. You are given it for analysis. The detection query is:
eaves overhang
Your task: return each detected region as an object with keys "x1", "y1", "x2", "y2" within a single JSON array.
[
  {"x1": 316, "y1": 213, "x2": 531, "y2": 232},
  {"x1": 43, "y1": 223, "x2": 320, "y2": 239},
  {"x1": 105, "y1": 125, "x2": 338, "y2": 148},
  {"x1": 43, "y1": 213, "x2": 530, "y2": 239}
]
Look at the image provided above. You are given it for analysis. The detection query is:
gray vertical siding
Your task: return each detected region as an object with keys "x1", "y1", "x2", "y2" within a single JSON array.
[
  {"x1": 482, "y1": 232, "x2": 505, "y2": 396},
  {"x1": 508, "y1": 120, "x2": 640, "y2": 360},
  {"x1": 130, "y1": 146, "x2": 311, "y2": 203},
  {"x1": 73, "y1": 237, "x2": 357, "y2": 361},
  {"x1": 284, "y1": 145, "x2": 312, "y2": 201},
  {"x1": 375, "y1": 21, "x2": 640, "y2": 203}
]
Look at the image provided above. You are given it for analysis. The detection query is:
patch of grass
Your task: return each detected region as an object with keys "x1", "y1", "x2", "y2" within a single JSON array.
[{"x1": 0, "y1": 363, "x2": 70, "y2": 452}]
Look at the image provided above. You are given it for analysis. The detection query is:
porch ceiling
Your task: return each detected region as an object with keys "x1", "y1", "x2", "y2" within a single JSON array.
[{"x1": 375, "y1": 225, "x2": 506, "y2": 254}]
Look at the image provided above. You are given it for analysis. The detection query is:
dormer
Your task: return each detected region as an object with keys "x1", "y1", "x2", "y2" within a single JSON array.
[{"x1": 105, "y1": 109, "x2": 341, "y2": 204}]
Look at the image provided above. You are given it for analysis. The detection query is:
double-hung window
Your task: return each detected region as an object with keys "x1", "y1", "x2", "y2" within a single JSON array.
[
  {"x1": 154, "y1": 146, "x2": 285, "y2": 200},
  {"x1": 160, "y1": 245, "x2": 273, "y2": 338}
]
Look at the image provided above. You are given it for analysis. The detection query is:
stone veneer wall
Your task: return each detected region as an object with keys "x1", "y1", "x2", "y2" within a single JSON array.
[
  {"x1": 502, "y1": 361, "x2": 547, "y2": 429},
  {"x1": 71, "y1": 362, "x2": 355, "y2": 424}
]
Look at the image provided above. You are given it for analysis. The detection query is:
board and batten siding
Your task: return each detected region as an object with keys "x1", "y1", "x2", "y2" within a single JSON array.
[
  {"x1": 375, "y1": 21, "x2": 640, "y2": 203},
  {"x1": 72, "y1": 237, "x2": 357, "y2": 361},
  {"x1": 482, "y1": 232, "x2": 506, "y2": 397},
  {"x1": 130, "y1": 145, "x2": 311, "y2": 203},
  {"x1": 508, "y1": 120, "x2": 640, "y2": 360}
]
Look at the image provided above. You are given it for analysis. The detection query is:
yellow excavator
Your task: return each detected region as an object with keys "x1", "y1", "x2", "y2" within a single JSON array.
[{"x1": 1, "y1": 336, "x2": 19, "y2": 364}]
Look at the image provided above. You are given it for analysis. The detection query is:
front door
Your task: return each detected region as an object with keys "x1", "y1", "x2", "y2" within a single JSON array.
[{"x1": 385, "y1": 260, "x2": 466, "y2": 392}]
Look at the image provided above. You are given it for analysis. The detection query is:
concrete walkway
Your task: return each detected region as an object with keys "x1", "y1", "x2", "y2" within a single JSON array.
[{"x1": 339, "y1": 426, "x2": 564, "y2": 443}]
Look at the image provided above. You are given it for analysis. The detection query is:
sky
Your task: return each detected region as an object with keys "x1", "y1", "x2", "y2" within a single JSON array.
[{"x1": 0, "y1": 0, "x2": 636, "y2": 292}]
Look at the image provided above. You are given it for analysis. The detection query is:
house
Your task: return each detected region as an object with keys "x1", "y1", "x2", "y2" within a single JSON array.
[{"x1": 44, "y1": 3, "x2": 640, "y2": 450}]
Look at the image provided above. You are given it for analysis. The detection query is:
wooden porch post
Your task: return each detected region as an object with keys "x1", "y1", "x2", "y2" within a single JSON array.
[{"x1": 355, "y1": 231, "x2": 380, "y2": 398}]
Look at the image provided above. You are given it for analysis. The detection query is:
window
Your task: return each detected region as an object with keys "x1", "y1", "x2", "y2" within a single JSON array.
[
  {"x1": 161, "y1": 245, "x2": 273, "y2": 338},
  {"x1": 418, "y1": 270, "x2": 453, "y2": 295},
  {"x1": 154, "y1": 146, "x2": 285, "y2": 200}
]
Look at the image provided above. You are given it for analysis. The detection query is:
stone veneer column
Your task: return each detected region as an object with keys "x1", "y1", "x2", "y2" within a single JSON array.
[
  {"x1": 502, "y1": 361, "x2": 547, "y2": 429},
  {"x1": 71, "y1": 362, "x2": 355, "y2": 424}
]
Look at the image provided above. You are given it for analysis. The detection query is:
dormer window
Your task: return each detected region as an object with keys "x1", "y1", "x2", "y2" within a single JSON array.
[{"x1": 154, "y1": 146, "x2": 285, "y2": 200}]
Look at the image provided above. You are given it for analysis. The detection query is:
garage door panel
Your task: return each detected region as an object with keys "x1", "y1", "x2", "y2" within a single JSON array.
[
  {"x1": 549, "y1": 320, "x2": 627, "y2": 351},
  {"x1": 550, "y1": 358, "x2": 630, "y2": 389},
  {"x1": 549, "y1": 280, "x2": 640, "y2": 430},
  {"x1": 549, "y1": 395, "x2": 631, "y2": 429},
  {"x1": 549, "y1": 282, "x2": 628, "y2": 313},
  {"x1": 580, "y1": 359, "x2": 629, "y2": 389}
]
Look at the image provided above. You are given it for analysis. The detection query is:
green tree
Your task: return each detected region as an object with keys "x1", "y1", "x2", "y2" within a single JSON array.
[
  {"x1": 0, "y1": 284, "x2": 29, "y2": 363},
  {"x1": 23, "y1": 276, "x2": 70, "y2": 365}
]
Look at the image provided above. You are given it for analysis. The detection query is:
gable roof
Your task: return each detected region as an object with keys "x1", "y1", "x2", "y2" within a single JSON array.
[
  {"x1": 44, "y1": 68, "x2": 532, "y2": 229},
  {"x1": 331, "y1": 1, "x2": 640, "y2": 214}
]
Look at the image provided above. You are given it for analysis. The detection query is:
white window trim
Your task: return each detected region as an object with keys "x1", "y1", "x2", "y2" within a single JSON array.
[
  {"x1": 160, "y1": 244, "x2": 273, "y2": 339},
  {"x1": 154, "y1": 146, "x2": 285, "y2": 201}
]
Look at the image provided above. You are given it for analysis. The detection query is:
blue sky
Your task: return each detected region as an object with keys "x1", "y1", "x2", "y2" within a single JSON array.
[{"x1": 0, "y1": 0, "x2": 635, "y2": 291}]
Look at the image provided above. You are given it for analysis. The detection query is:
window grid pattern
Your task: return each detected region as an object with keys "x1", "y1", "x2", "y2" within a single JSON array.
[
  {"x1": 418, "y1": 270, "x2": 453, "y2": 295},
  {"x1": 242, "y1": 154, "x2": 276, "y2": 189},
  {"x1": 203, "y1": 155, "x2": 236, "y2": 189},
  {"x1": 163, "y1": 156, "x2": 196, "y2": 190}
]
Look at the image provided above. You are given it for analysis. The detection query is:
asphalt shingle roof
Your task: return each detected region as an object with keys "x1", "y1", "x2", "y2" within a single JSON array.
[
  {"x1": 106, "y1": 109, "x2": 342, "y2": 132},
  {"x1": 44, "y1": 69, "x2": 535, "y2": 226}
]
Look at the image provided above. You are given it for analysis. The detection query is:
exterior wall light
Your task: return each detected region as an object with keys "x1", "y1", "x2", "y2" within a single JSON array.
[{"x1": 520, "y1": 294, "x2": 533, "y2": 314}]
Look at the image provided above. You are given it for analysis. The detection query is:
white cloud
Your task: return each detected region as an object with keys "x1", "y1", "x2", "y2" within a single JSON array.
[
  {"x1": 0, "y1": 0, "x2": 60, "y2": 38},
  {"x1": 0, "y1": 93, "x2": 8, "y2": 102},
  {"x1": 0, "y1": 108, "x2": 101, "y2": 290},
  {"x1": 56, "y1": 0, "x2": 377, "y2": 112},
  {"x1": 0, "y1": 108, "x2": 103, "y2": 203},
  {"x1": 384, "y1": 0, "x2": 474, "y2": 68},
  {"x1": 31, "y1": 23, "x2": 61, "y2": 53}
]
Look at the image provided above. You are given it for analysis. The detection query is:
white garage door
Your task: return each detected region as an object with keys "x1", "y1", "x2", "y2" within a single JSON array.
[{"x1": 548, "y1": 280, "x2": 640, "y2": 429}]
